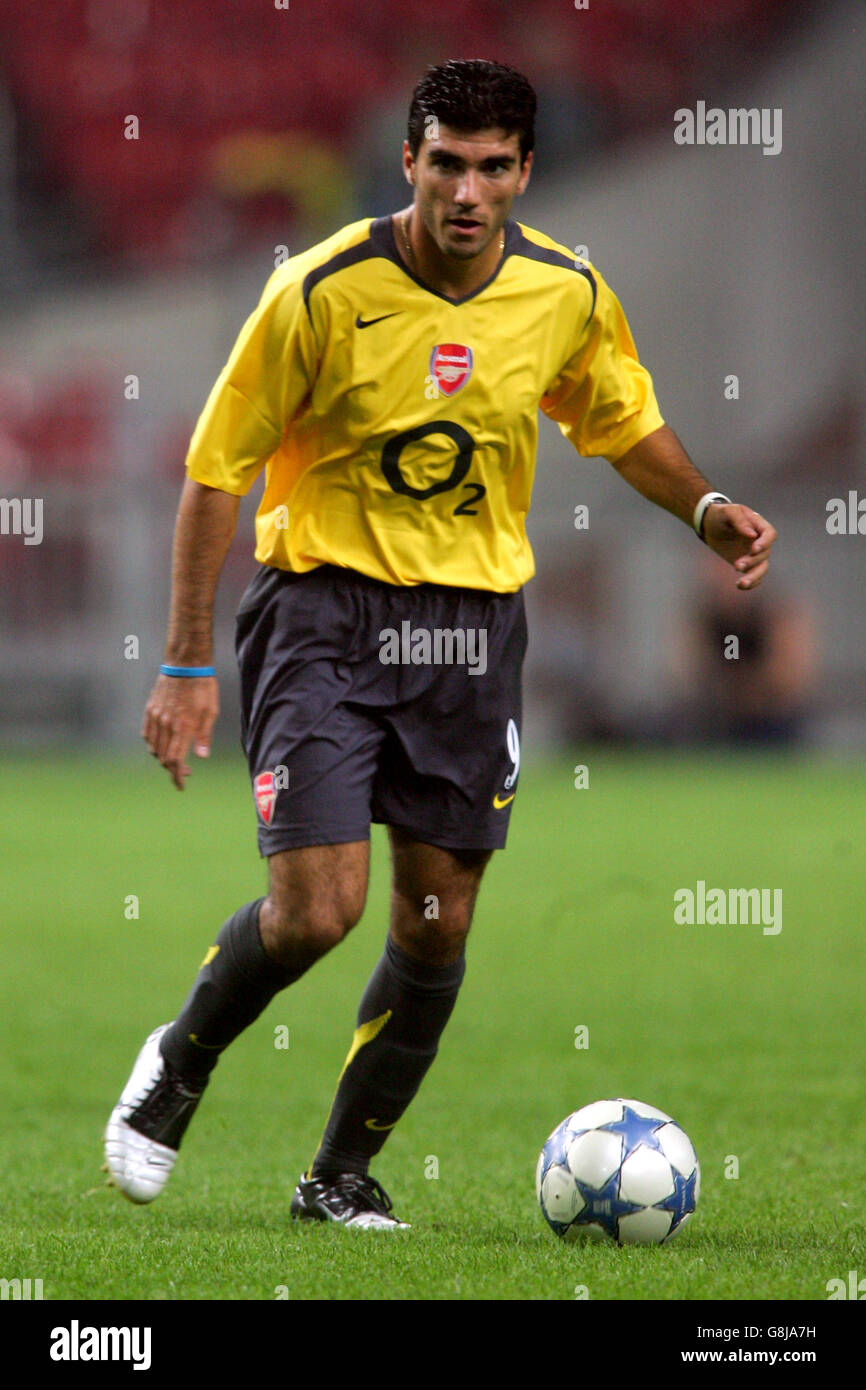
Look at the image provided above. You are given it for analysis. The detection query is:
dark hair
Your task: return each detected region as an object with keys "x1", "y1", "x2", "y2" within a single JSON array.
[{"x1": 407, "y1": 59, "x2": 536, "y2": 163}]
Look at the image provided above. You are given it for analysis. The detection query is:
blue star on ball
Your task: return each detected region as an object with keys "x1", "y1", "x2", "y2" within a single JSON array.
[
  {"x1": 597, "y1": 1104, "x2": 666, "y2": 1159},
  {"x1": 571, "y1": 1165, "x2": 646, "y2": 1241},
  {"x1": 653, "y1": 1166, "x2": 698, "y2": 1235}
]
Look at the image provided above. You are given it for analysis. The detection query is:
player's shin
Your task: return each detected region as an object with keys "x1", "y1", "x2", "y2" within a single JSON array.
[
  {"x1": 159, "y1": 898, "x2": 303, "y2": 1080},
  {"x1": 310, "y1": 934, "x2": 466, "y2": 1176}
]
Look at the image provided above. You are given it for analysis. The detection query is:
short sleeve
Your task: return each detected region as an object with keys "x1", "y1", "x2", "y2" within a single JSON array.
[
  {"x1": 540, "y1": 268, "x2": 663, "y2": 462},
  {"x1": 184, "y1": 270, "x2": 318, "y2": 495}
]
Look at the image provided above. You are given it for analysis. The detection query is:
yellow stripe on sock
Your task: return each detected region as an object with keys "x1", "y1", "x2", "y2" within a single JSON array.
[
  {"x1": 306, "y1": 1010, "x2": 393, "y2": 1176},
  {"x1": 336, "y1": 1010, "x2": 392, "y2": 1082}
]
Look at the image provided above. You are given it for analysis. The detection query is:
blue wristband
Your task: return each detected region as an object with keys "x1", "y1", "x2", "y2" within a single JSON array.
[{"x1": 160, "y1": 664, "x2": 215, "y2": 678}]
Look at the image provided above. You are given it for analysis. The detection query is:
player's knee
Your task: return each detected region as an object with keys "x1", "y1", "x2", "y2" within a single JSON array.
[
  {"x1": 400, "y1": 881, "x2": 477, "y2": 933},
  {"x1": 259, "y1": 894, "x2": 362, "y2": 966},
  {"x1": 391, "y1": 889, "x2": 474, "y2": 963}
]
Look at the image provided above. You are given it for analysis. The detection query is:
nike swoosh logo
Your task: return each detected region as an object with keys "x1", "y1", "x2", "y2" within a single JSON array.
[
  {"x1": 364, "y1": 1118, "x2": 398, "y2": 1131},
  {"x1": 492, "y1": 792, "x2": 515, "y2": 809},
  {"x1": 355, "y1": 312, "x2": 400, "y2": 329}
]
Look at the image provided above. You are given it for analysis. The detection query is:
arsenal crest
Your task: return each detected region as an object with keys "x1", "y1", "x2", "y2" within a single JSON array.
[
  {"x1": 253, "y1": 770, "x2": 277, "y2": 825},
  {"x1": 430, "y1": 343, "x2": 473, "y2": 397}
]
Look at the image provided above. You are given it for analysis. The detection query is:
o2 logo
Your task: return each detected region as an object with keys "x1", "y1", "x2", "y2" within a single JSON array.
[{"x1": 381, "y1": 421, "x2": 486, "y2": 516}]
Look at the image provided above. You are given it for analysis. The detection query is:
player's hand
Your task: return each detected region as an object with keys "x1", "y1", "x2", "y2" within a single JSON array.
[
  {"x1": 141, "y1": 674, "x2": 219, "y2": 790},
  {"x1": 703, "y1": 504, "x2": 777, "y2": 591}
]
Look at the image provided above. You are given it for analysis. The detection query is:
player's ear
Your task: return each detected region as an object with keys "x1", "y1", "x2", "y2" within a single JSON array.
[
  {"x1": 516, "y1": 150, "x2": 533, "y2": 195},
  {"x1": 402, "y1": 139, "x2": 416, "y2": 186}
]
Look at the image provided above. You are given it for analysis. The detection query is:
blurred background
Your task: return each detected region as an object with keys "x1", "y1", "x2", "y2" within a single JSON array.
[{"x1": 0, "y1": 0, "x2": 863, "y2": 755}]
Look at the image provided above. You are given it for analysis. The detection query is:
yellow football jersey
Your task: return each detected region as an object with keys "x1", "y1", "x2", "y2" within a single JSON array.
[{"x1": 184, "y1": 216, "x2": 664, "y2": 592}]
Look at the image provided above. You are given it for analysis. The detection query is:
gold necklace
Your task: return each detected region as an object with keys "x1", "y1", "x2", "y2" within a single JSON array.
[{"x1": 400, "y1": 210, "x2": 504, "y2": 267}]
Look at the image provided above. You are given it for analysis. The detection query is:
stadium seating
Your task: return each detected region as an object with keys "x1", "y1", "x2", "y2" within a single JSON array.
[{"x1": 0, "y1": 0, "x2": 798, "y2": 265}]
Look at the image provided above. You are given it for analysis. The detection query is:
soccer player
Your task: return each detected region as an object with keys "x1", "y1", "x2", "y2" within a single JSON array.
[{"x1": 105, "y1": 60, "x2": 777, "y2": 1229}]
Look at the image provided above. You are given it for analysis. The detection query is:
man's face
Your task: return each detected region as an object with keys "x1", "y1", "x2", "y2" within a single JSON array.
[{"x1": 403, "y1": 125, "x2": 532, "y2": 260}]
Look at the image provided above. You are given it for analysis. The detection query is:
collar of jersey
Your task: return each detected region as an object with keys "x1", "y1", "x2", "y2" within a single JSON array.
[{"x1": 369, "y1": 214, "x2": 520, "y2": 306}]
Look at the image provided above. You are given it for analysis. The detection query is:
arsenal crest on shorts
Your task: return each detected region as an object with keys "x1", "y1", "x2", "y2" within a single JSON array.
[
  {"x1": 430, "y1": 343, "x2": 473, "y2": 397},
  {"x1": 253, "y1": 770, "x2": 277, "y2": 825}
]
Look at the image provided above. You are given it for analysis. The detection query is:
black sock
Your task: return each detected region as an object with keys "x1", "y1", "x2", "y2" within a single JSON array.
[
  {"x1": 160, "y1": 899, "x2": 302, "y2": 1081},
  {"x1": 310, "y1": 935, "x2": 466, "y2": 1177}
]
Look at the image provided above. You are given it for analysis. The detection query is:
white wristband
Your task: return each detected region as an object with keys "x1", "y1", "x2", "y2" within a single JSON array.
[{"x1": 693, "y1": 492, "x2": 732, "y2": 540}]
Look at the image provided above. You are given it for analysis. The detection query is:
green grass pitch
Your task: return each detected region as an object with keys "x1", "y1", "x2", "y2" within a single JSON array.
[{"x1": 0, "y1": 748, "x2": 863, "y2": 1301}]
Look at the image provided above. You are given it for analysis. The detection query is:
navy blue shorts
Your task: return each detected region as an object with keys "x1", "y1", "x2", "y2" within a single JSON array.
[{"x1": 235, "y1": 564, "x2": 527, "y2": 856}]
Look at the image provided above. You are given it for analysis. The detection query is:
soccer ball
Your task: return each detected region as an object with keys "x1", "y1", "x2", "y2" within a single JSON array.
[{"x1": 536, "y1": 1098, "x2": 700, "y2": 1244}]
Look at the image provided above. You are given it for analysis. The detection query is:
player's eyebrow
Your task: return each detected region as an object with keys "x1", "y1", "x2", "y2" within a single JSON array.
[{"x1": 428, "y1": 149, "x2": 517, "y2": 170}]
